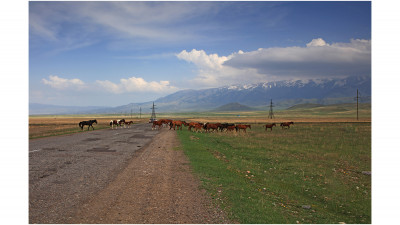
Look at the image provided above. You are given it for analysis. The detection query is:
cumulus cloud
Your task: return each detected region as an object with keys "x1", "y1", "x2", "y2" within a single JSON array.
[
  {"x1": 95, "y1": 76, "x2": 178, "y2": 94},
  {"x1": 42, "y1": 75, "x2": 85, "y2": 90},
  {"x1": 306, "y1": 38, "x2": 329, "y2": 47},
  {"x1": 176, "y1": 49, "x2": 263, "y2": 87},
  {"x1": 224, "y1": 38, "x2": 371, "y2": 79}
]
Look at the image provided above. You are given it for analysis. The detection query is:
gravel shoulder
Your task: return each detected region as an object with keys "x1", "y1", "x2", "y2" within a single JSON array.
[{"x1": 29, "y1": 124, "x2": 230, "y2": 223}]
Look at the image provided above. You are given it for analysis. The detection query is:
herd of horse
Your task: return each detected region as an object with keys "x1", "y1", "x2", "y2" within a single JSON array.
[
  {"x1": 151, "y1": 119, "x2": 294, "y2": 133},
  {"x1": 78, "y1": 119, "x2": 134, "y2": 130},
  {"x1": 78, "y1": 118, "x2": 294, "y2": 132},
  {"x1": 109, "y1": 119, "x2": 134, "y2": 129}
]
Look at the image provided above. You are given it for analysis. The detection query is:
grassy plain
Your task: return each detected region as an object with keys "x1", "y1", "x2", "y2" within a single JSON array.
[
  {"x1": 177, "y1": 122, "x2": 371, "y2": 224},
  {"x1": 29, "y1": 104, "x2": 371, "y2": 223}
]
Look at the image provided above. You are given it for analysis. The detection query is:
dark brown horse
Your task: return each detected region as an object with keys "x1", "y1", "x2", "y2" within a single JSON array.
[
  {"x1": 79, "y1": 119, "x2": 97, "y2": 130},
  {"x1": 203, "y1": 123, "x2": 219, "y2": 133},
  {"x1": 125, "y1": 121, "x2": 134, "y2": 128},
  {"x1": 118, "y1": 119, "x2": 126, "y2": 128},
  {"x1": 280, "y1": 122, "x2": 294, "y2": 129},
  {"x1": 264, "y1": 123, "x2": 276, "y2": 131}
]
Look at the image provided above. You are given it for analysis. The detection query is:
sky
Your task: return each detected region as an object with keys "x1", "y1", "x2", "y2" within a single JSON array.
[{"x1": 29, "y1": 1, "x2": 371, "y2": 107}]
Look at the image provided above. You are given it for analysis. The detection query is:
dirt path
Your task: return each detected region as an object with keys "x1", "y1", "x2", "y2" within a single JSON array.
[{"x1": 69, "y1": 128, "x2": 230, "y2": 223}]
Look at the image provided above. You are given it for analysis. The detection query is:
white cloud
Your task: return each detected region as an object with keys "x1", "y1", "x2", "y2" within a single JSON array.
[
  {"x1": 176, "y1": 49, "x2": 264, "y2": 88},
  {"x1": 224, "y1": 38, "x2": 371, "y2": 79},
  {"x1": 42, "y1": 75, "x2": 85, "y2": 90},
  {"x1": 95, "y1": 76, "x2": 178, "y2": 94},
  {"x1": 306, "y1": 38, "x2": 329, "y2": 47}
]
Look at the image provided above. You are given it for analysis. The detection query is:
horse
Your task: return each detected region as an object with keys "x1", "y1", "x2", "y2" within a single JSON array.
[
  {"x1": 162, "y1": 119, "x2": 173, "y2": 128},
  {"x1": 110, "y1": 120, "x2": 120, "y2": 129},
  {"x1": 203, "y1": 123, "x2": 219, "y2": 133},
  {"x1": 226, "y1": 125, "x2": 237, "y2": 132},
  {"x1": 170, "y1": 120, "x2": 184, "y2": 130},
  {"x1": 79, "y1": 119, "x2": 97, "y2": 131},
  {"x1": 187, "y1": 122, "x2": 203, "y2": 131},
  {"x1": 263, "y1": 123, "x2": 276, "y2": 131},
  {"x1": 118, "y1": 119, "x2": 126, "y2": 128},
  {"x1": 193, "y1": 124, "x2": 203, "y2": 133},
  {"x1": 125, "y1": 121, "x2": 134, "y2": 128},
  {"x1": 219, "y1": 123, "x2": 235, "y2": 132},
  {"x1": 280, "y1": 122, "x2": 294, "y2": 129},
  {"x1": 236, "y1": 124, "x2": 251, "y2": 133},
  {"x1": 152, "y1": 120, "x2": 164, "y2": 130}
]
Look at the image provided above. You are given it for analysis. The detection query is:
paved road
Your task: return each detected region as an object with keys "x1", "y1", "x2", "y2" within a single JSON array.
[{"x1": 29, "y1": 123, "x2": 159, "y2": 224}]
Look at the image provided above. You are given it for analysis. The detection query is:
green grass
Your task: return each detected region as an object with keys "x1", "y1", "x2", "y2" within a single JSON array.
[{"x1": 177, "y1": 123, "x2": 371, "y2": 224}]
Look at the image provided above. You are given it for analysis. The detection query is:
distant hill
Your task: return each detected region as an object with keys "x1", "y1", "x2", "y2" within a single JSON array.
[
  {"x1": 287, "y1": 103, "x2": 324, "y2": 110},
  {"x1": 29, "y1": 103, "x2": 110, "y2": 115},
  {"x1": 212, "y1": 102, "x2": 254, "y2": 112}
]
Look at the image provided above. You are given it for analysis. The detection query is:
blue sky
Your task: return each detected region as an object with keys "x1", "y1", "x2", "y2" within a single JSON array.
[{"x1": 29, "y1": 1, "x2": 371, "y2": 107}]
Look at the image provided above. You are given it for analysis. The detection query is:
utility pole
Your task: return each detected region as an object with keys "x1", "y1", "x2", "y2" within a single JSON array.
[
  {"x1": 355, "y1": 89, "x2": 359, "y2": 121},
  {"x1": 268, "y1": 99, "x2": 275, "y2": 119},
  {"x1": 130, "y1": 108, "x2": 132, "y2": 119},
  {"x1": 139, "y1": 107, "x2": 142, "y2": 119}
]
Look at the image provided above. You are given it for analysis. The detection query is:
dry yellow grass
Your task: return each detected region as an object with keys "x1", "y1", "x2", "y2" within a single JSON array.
[{"x1": 29, "y1": 117, "x2": 148, "y2": 139}]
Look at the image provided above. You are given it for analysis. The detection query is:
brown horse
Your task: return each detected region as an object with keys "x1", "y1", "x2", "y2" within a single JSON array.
[
  {"x1": 193, "y1": 124, "x2": 203, "y2": 133},
  {"x1": 170, "y1": 120, "x2": 184, "y2": 130},
  {"x1": 264, "y1": 123, "x2": 276, "y2": 131},
  {"x1": 226, "y1": 125, "x2": 236, "y2": 132},
  {"x1": 203, "y1": 123, "x2": 219, "y2": 133},
  {"x1": 125, "y1": 121, "x2": 134, "y2": 128},
  {"x1": 280, "y1": 122, "x2": 294, "y2": 129},
  {"x1": 188, "y1": 122, "x2": 203, "y2": 131},
  {"x1": 236, "y1": 124, "x2": 251, "y2": 133},
  {"x1": 152, "y1": 120, "x2": 164, "y2": 130}
]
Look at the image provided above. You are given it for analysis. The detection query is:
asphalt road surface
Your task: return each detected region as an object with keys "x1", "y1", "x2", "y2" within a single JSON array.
[{"x1": 29, "y1": 123, "x2": 159, "y2": 223}]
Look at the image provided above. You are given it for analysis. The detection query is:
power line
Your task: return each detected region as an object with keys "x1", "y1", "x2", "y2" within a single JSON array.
[{"x1": 150, "y1": 102, "x2": 157, "y2": 121}]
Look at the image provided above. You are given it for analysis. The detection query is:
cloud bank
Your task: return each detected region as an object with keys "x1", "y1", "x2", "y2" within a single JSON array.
[
  {"x1": 225, "y1": 38, "x2": 371, "y2": 79},
  {"x1": 177, "y1": 38, "x2": 371, "y2": 88}
]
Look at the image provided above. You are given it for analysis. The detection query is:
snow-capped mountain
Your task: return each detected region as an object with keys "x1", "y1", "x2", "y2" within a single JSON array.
[{"x1": 151, "y1": 76, "x2": 371, "y2": 111}]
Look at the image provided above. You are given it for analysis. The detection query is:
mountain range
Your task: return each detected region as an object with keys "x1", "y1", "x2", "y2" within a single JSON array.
[{"x1": 29, "y1": 76, "x2": 371, "y2": 115}]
